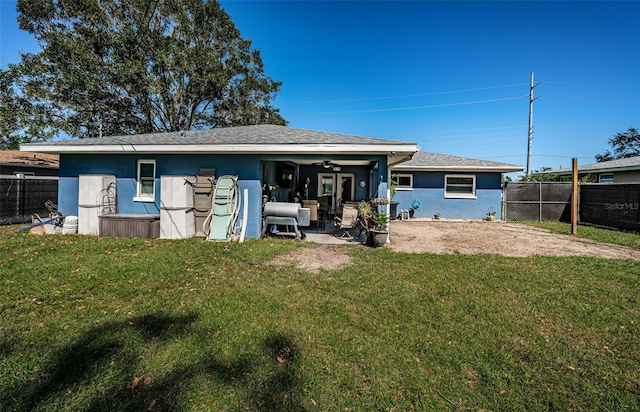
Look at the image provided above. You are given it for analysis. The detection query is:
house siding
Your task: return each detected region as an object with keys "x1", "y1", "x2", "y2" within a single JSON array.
[
  {"x1": 392, "y1": 171, "x2": 503, "y2": 219},
  {"x1": 59, "y1": 153, "x2": 264, "y2": 238},
  {"x1": 58, "y1": 153, "x2": 389, "y2": 238},
  {"x1": 614, "y1": 170, "x2": 640, "y2": 183}
]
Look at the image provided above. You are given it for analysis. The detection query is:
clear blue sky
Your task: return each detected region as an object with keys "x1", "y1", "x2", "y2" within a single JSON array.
[{"x1": 2, "y1": 1, "x2": 639, "y2": 175}]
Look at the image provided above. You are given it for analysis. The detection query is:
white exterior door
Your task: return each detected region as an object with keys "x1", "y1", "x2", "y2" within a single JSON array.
[{"x1": 336, "y1": 173, "x2": 355, "y2": 208}]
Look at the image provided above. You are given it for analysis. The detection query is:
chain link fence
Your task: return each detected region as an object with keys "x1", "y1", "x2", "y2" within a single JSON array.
[
  {"x1": 0, "y1": 175, "x2": 59, "y2": 225},
  {"x1": 580, "y1": 183, "x2": 640, "y2": 232},
  {"x1": 503, "y1": 182, "x2": 572, "y2": 222}
]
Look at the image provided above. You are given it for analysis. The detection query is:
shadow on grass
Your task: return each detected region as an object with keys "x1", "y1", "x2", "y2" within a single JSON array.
[
  {"x1": 5, "y1": 313, "x2": 198, "y2": 411},
  {"x1": 4, "y1": 313, "x2": 307, "y2": 411},
  {"x1": 251, "y1": 333, "x2": 307, "y2": 411}
]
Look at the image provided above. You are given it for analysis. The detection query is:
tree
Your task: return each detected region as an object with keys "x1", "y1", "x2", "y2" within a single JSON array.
[
  {"x1": 518, "y1": 166, "x2": 596, "y2": 183},
  {"x1": 2, "y1": 0, "x2": 285, "y2": 144},
  {"x1": 0, "y1": 66, "x2": 58, "y2": 149},
  {"x1": 595, "y1": 127, "x2": 640, "y2": 162},
  {"x1": 518, "y1": 166, "x2": 559, "y2": 182}
]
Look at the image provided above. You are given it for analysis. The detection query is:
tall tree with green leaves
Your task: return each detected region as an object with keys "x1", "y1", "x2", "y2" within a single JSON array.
[
  {"x1": 595, "y1": 127, "x2": 640, "y2": 162},
  {"x1": 1, "y1": 0, "x2": 285, "y2": 147},
  {"x1": 0, "y1": 66, "x2": 58, "y2": 149}
]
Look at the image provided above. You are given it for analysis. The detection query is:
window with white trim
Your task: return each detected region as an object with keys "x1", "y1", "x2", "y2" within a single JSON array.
[
  {"x1": 598, "y1": 174, "x2": 613, "y2": 184},
  {"x1": 396, "y1": 173, "x2": 413, "y2": 190},
  {"x1": 444, "y1": 174, "x2": 476, "y2": 198},
  {"x1": 318, "y1": 173, "x2": 334, "y2": 197},
  {"x1": 135, "y1": 159, "x2": 156, "y2": 202}
]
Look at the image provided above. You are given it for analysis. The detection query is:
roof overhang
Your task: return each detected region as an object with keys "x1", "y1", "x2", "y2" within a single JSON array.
[
  {"x1": 392, "y1": 165, "x2": 524, "y2": 173},
  {"x1": 21, "y1": 143, "x2": 418, "y2": 157},
  {"x1": 552, "y1": 166, "x2": 640, "y2": 175},
  {"x1": 0, "y1": 162, "x2": 58, "y2": 169}
]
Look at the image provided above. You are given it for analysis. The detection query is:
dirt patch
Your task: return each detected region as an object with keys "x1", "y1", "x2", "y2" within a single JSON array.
[
  {"x1": 273, "y1": 220, "x2": 639, "y2": 272},
  {"x1": 270, "y1": 246, "x2": 352, "y2": 273},
  {"x1": 389, "y1": 220, "x2": 640, "y2": 260}
]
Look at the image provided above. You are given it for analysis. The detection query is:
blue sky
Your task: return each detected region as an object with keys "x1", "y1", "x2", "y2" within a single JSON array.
[{"x1": 2, "y1": 1, "x2": 639, "y2": 175}]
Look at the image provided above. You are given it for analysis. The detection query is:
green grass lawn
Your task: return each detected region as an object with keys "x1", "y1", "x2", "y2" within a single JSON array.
[
  {"x1": 519, "y1": 221, "x2": 640, "y2": 251},
  {"x1": 1, "y1": 224, "x2": 639, "y2": 411}
]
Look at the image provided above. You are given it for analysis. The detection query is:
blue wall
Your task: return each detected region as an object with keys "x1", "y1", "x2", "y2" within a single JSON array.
[
  {"x1": 59, "y1": 154, "x2": 264, "y2": 237},
  {"x1": 392, "y1": 171, "x2": 504, "y2": 219},
  {"x1": 58, "y1": 153, "x2": 388, "y2": 238}
]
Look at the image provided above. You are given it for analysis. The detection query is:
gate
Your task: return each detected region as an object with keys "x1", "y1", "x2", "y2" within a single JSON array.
[{"x1": 503, "y1": 182, "x2": 572, "y2": 222}]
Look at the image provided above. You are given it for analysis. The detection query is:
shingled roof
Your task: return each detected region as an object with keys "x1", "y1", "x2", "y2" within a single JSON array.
[
  {"x1": 392, "y1": 151, "x2": 523, "y2": 173},
  {"x1": 20, "y1": 125, "x2": 419, "y2": 165},
  {"x1": 542, "y1": 156, "x2": 640, "y2": 174},
  {"x1": 0, "y1": 150, "x2": 59, "y2": 168},
  {"x1": 22, "y1": 124, "x2": 413, "y2": 148}
]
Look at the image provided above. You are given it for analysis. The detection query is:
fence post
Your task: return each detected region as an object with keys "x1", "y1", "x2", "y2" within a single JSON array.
[
  {"x1": 15, "y1": 176, "x2": 23, "y2": 219},
  {"x1": 571, "y1": 158, "x2": 578, "y2": 235},
  {"x1": 538, "y1": 182, "x2": 542, "y2": 222}
]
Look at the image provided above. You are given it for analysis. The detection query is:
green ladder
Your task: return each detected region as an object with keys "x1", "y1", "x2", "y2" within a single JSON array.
[{"x1": 207, "y1": 175, "x2": 239, "y2": 242}]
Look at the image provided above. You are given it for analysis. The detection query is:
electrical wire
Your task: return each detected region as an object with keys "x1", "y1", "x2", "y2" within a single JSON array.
[
  {"x1": 289, "y1": 95, "x2": 527, "y2": 116},
  {"x1": 289, "y1": 83, "x2": 529, "y2": 104}
]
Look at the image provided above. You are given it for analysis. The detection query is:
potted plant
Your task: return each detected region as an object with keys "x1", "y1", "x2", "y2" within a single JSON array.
[
  {"x1": 486, "y1": 211, "x2": 496, "y2": 221},
  {"x1": 370, "y1": 210, "x2": 389, "y2": 247},
  {"x1": 357, "y1": 200, "x2": 374, "y2": 228},
  {"x1": 370, "y1": 197, "x2": 390, "y2": 206},
  {"x1": 434, "y1": 212, "x2": 441, "y2": 220}
]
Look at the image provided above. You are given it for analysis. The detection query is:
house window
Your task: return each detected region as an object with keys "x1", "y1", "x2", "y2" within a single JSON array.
[
  {"x1": 318, "y1": 174, "x2": 334, "y2": 197},
  {"x1": 598, "y1": 174, "x2": 614, "y2": 184},
  {"x1": 395, "y1": 173, "x2": 413, "y2": 190},
  {"x1": 444, "y1": 174, "x2": 476, "y2": 198},
  {"x1": 135, "y1": 159, "x2": 156, "y2": 202}
]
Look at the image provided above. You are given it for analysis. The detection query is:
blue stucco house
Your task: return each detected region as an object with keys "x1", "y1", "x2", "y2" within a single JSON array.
[
  {"x1": 21, "y1": 125, "x2": 418, "y2": 238},
  {"x1": 391, "y1": 151, "x2": 523, "y2": 220}
]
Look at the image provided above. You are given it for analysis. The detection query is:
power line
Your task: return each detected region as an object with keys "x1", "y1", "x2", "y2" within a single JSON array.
[
  {"x1": 287, "y1": 83, "x2": 529, "y2": 104},
  {"x1": 420, "y1": 125, "x2": 525, "y2": 134},
  {"x1": 544, "y1": 95, "x2": 639, "y2": 101},
  {"x1": 385, "y1": 125, "x2": 524, "y2": 140},
  {"x1": 287, "y1": 95, "x2": 527, "y2": 116},
  {"x1": 544, "y1": 81, "x2": 639, "y2": 86},
  {"x1": 426, "y1": 133, "x2": 523, "y2": 143}
]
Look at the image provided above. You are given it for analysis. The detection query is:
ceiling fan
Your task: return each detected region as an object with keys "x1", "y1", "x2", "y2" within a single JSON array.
[{"x1": 311, "y1": 160, "x2": 340, "y2": 169}]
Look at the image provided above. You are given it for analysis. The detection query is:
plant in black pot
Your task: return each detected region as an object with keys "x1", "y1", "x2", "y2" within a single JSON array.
[{"x1": 370, "y1": 210, "x2": 389, "y2": 247}]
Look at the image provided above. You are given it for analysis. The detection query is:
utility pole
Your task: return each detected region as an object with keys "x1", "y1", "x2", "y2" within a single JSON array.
[{"x1": 526, "y1": 72, "x2": 541, "y2": 175}]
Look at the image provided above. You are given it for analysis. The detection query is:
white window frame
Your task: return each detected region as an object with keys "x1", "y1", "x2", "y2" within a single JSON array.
[
  {"x1": 598, "y1": 173, "x2": 614, "y2": 184},
  {"x1": 444, "y1": 174, "x2": 476, "y2": 199},
  {"x1": 395, "y1": 173, "x2": 413, "y2": 190},
  {"x1": 134, "y1": 159, "x2": 156, "y2": 202},
  {"x1": 317, "y1": 173, "x2": 335, "y2": 197}
]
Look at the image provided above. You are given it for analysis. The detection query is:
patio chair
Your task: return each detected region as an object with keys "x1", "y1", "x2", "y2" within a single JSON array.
[
  {"x1": 333, "y1": 203, "x2": 359, "y2": 239},
  {"x1": 302, "y1": 200, "x2": 319, "y2": 231}
]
